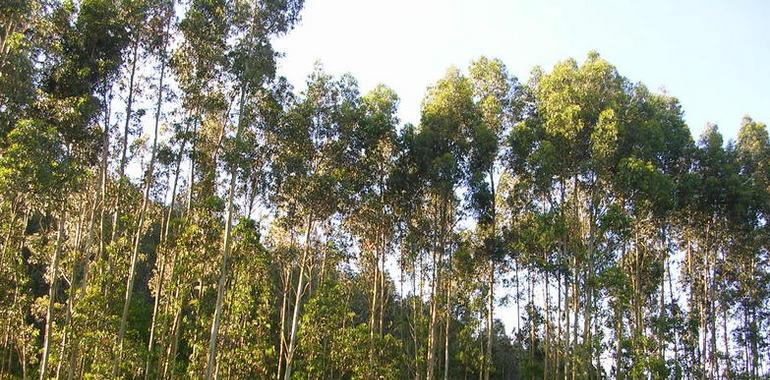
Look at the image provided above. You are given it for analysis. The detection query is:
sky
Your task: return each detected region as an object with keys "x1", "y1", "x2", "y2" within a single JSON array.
[{"x1": 273, "y1": 0, "x2": 770, "y2": 141}]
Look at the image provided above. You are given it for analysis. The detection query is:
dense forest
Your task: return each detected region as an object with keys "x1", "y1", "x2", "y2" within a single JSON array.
[{"x1": 1, "y1": 0, "x2": 769, "y2": 379}]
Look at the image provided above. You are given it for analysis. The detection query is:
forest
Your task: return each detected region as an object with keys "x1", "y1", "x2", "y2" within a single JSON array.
[{"x1": 1, "y1": 0, "x2": 769, "y2": 379}]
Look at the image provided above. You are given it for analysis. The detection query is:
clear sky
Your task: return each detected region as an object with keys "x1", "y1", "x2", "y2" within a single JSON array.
[{"x1": 274, "y1": 0, "x2": 770, "y2": 141}]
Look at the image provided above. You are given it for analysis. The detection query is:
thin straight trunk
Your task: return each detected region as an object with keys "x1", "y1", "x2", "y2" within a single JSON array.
[
  {"x1": 164, "y1": 289, "x2": 185, "y2": 380},
  {"x1": 56, "y1": 203, "x2": 86, "y2": 380},
  {"x1": 39, "y1": 210, "x2": 66, "y2": 380},
  {"x1": 413, "y1": 253, "x2": 421, "y2": 380},
  {"x1": 564, "y1": 267, "x2": 569, "y2": 380},
  {"x1": 283, "y1": 215, "x2": 314, "y2": 380},
  {"x1": 277, "y1": 267, "x2": 291, "y2": 378},
  {"x1": 583, "y1": 192, "x2": 595, "y2": 379},
  {"x1": 186, "y1": 117, "x2": 198, "y2": 211},
  {"x1": 118, "y1": 38, "x2": 139, "y2": 180},
  {"x1": 378, "y1": 241, "x2": 386, "y2": 337},
  {"x1": 572, "y1": 253, "x2": 578, "y2": 380},
  {"x1": 615, "y1": 303, "x2": 622, "y2": 380},
  {"x1": 743, "y1": 308, "x2": 749, "y2": 376},
  {"x1": 750, "y1": 256, "x2": 758, "y2": 378},
  {"x1": 370, "y1": 247, "x2": 379, "y2": 341},
  {"x1": 144, "y1": 18, "x2": 171, "y2": 377},
  {"x1": 560, "y1": 180, "x2": 569, "y2": 380},
  {"x1": 485, "y1": 167, "x2": 496, "y2": 380},
  {"x1": 67, "y1": 190, "x2": 99, "y2": 380},
  {"x1": 112, "y1": 37, "x2": 140, "y2": 243},
  {"x1": 528, "y1": 266, "x2": 535, "y2": 376},
  {"x1": 701, "y1": 226, "x2": 709, "y2": 377},
  {"x1": 10, "y1": 230, "x2": 26, "y2": 377},
  {"x1": 667, "y1": 256, "x2": 679, "y2": 367},
  {"x1": 515, "y1": 258, "x2": 520, "y2": 335},
  {"x1": 377, "y1": 174, "x2": 387, "y2": 339},
  {"x1": 145, "y1": 252, "x2": 167, "y2": 377},
  {"x1": 22, "y1": 343, "x2": 27, "y2": 380},
  {"x1": 710, "y1": 251, "x2": 718, "y2": 379},
  {"x1": 545, "y1": 270, "x2": 550, "y2": 380},
  {"x1": 113, "y1": 65, "x2": 163, "y2": 375},
  {"x1": 632, "y1": 231, "x2": 642, "y2": 363},
  {"x1": 426, "y1": 247, "x2": 439, "y2": 380},
  {"x1": 54, "y1": 262, "x2": 76, "y2": 380},
  {"x1": 0, "y1": 204, "x2": 21, "y2": 375},
  {"x1": 660, "y1": 229, "x2": 667, "y2": 364},
  {"x1": 571, "y1": 176, "x2": 579, "y2": 380},
  {"x1": 152, "y1": 113, "x2": 192, "y2": 379},
  {"x1": 751, "y1": 305, "x2": 758, "y2": 378},
  {"x1": 485, "y1": 262, "x2": 494, "y2": 380},
  {"x1": 479, "y1": 310, "x2": 480, "y2": 380},
  {"x1": 556, "y1": 272, "x2": 562, "y2": 379},
  {"x1": 99, "y1": 83, "x2": 111, "y2": 261},
  {"x1": 723, "y1": 302, "x2": 730, "y2": 379},
  {"x1": 205, "y1": 83, "x2": 249, "y2": 380},
  {"x1": 427, "y1": 199, "x2": 446, "y2": 380},
  {"x1": 444, "y1": 254, "x2": 452, "y2": 380},
  {"x1": 54, "y1": 208, "x2": 85, "y2": 380}
]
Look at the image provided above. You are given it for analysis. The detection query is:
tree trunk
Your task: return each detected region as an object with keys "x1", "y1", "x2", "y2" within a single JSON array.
[
  {"x1": 205, "y1": 83, "x2": 249, "y2": 380},
  {"x1": 113, "y1": 63, "x2": 163, "y2": 375},
  {"x1": 378, "y1": 239, "x2": 386, "y2": 337},
  {"x1": 99, "y1": 82, "x2": 111, "y2": 261},
  {"x1": 39, "y1": 210, "x2": 66, "y2": 380},
  {"x1": 54, "y1": 206, "x2": 85, "y2": 380},
  {"x1": 615, "y1": 303, "x2": 622, "y2": 380},
  {"x1": 163, "y1": 288, "x2": 185, "y2": 380},
  {"x1": 277, "y1": 267, "x2": 290, "y2": 379},
  {"x1": 444, "y1": 253, "x2": 452, "y2": 380},
  {"x1": 144, "y1": 19, "x2": 171, "y2": 378},
  {"x1": 485, "y1": 261, "x2": 493, "y2": 380},
  {"x1": 111, "y1": 37, "x2": 140, "y2": 243},
  {"x1": 426, "y1": 246, "x2": 439, "y2": 380},
  {"x1": 283, "y1": 215, "x2": 314, "y2": 380},
  {"x1": 485, "y1": 167, "x2": 496, "y2": 380},
  {"x1": 545, "y1": 269, "x2": 550, "y2": 380}
]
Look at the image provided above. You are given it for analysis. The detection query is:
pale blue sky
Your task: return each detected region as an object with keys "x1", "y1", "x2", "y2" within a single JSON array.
[{"x1": 274, "y1": 0, "x2": 770, "y2": 141}]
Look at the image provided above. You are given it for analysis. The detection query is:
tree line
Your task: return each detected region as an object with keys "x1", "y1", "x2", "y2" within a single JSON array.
[{"x1": 1, "y1": 0, "x2": 768, "y2": 379}]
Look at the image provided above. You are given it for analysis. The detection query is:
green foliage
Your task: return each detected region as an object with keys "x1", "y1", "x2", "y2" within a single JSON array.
[{"x1": 0, "y1": 4, "x2": 768, "y2": 377}]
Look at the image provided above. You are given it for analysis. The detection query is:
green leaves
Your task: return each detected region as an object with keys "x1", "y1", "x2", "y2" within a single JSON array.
[
  {"x1": 3, "y1": 5, "x2": 770, "y2": 375},
  {"x1": 0, "y1": 120, "x2": 78, "y2": 200}
]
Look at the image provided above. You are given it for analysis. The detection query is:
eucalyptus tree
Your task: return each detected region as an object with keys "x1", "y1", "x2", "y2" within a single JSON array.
[
  {"x1": 112, "y1": 0, "x2": 175, "y2": 375},
  {"x1": 170, "y1": 0, "x2": 230, "y2": 208},
  {"x1": 608, "y1": 86, "x2": 692, "y2": 377},
  {"x1": 412, "y1": 67, "x2": 479, "y2": 379},
  {"x1": 211, "y1": 217, "x2": 278, "y2": 378},
  {"x1": 681, "y1": 125, "x2": 744, "y2": 378},
  {"x1": 266, "y1": 65, "x2": 360, "y2": 380},
  {"x1": 344, "y1": 84, "x2": 399, "y2": 362},
  {"x1": 0, "y1": 121, "x2": 75, "y2": 380},
  {"x1": 0, "y1": 0, "x2": 130, "y2": 376},
  {"x1": 732, "y1": 117, "x2": 770, "y2": 378},
  {"x1": 388, "y1": 120, "x2": 433, "y2": 378},
  {"x1": 466, "y1": 56, "x2": 518, "y2": 380},
  {"x1": 6, "y1": 13, "x2": 770, "y2": 376},
  {"x1": 203, "y1": 1, "x2": 303, "y2": 378},
  {"x1": 0, "y1": 16, "x2": 42, "y2": 328},
  {"x1": 521, "y1": 52, "x2": 630, "y2": 377}
]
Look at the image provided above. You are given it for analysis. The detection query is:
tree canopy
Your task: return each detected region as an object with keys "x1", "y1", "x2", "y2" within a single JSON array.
[{"x1": 1, "y1": 2, "x2": 768, "y2": 379}]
